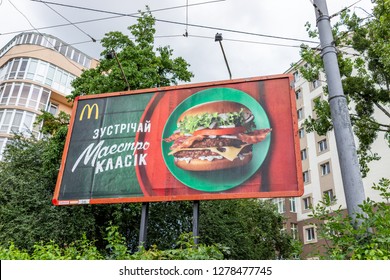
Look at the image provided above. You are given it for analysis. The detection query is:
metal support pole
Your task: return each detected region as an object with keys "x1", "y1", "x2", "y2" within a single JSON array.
[
  {"x1": 313, "y1": 0, "x2": 366, "y2": 225},
  {"x1": 215, "y1": 33, "x2": 232, "y2": 79},
  {"x1": 139, "y1": 202, "x2": 149, "y2": 247},
  {"x1": 110, "y1": 49, "x2": 131, "y2": 90},
  {"x1": 193, "y1": 200, "x2": 200, "y2": 245}
]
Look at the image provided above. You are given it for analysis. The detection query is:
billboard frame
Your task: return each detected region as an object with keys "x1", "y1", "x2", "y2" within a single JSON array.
[{"x1": 53, "y1": 74, "x2": 303, "y2": 205}]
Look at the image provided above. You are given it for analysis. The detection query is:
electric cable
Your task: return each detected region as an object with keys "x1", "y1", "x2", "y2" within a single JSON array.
[
  {"x1": 0, "y1": 15, "x2": 125, "y2": 36},
  {"x1": 188, "y1": 34, "x2": 306, "y2": 48},
  {"x1": 329, "y1": 0, "x2": 363, "y2": 18},
  {"x1": 7, "y1": 0, "x2": 86, "y2": 71},
  {"x1": 30, "y1": 0, "x2": 226, "y2": 17},
  {"x1": 31, "y1": 0, "x2": 320, "y2": 45},
  {"x1": 40, "y1": 1, "x2": 97, "y2": 42}
]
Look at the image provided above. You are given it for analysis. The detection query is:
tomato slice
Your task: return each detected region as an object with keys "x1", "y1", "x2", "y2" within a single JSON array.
[{"x1": 193, "y1": 126, "x2": 246, "y2": 136}]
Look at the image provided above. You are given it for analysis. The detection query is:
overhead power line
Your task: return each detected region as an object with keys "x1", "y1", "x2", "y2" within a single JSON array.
[
  {"x1": 8, "y1": 0, "x2": 85, "y2": 71},
  {"x1": 0, "y1": 15, "x2": 125, "y2": 36},
  {"x1": 30, "y1": 0, "x2": 226, "y2": 17},
  {"x1": 188, "y1": 34, "x2": 305, "y2": 48},
  {"x1": 40, "y1": 1, "x2": 97, "y2": 42},
  {"x1": 31, "y1": 0, "x2": 320, "y2": 45}
]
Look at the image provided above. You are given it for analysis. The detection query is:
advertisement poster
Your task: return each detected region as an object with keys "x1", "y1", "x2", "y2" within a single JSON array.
[{"x1": 53, "y1": 75, "x2": 303, "y2": 205}]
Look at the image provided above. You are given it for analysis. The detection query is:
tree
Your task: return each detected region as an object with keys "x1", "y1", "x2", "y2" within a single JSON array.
[
  {"x1": 296, "y1": 0, "x2": 390, "y2": 176},
  {"x1": 69, "y1": 8, "x2": 193, "y2": 100},
  {"x1": 309, "y1": 178, "x2": 390, "y2": 260},
  {"x1": 199, "y1": 199, "x2": 296, "y2": 260},
  {"x1": 0, "y1": 134, "x2": 97, "y2": 250}
]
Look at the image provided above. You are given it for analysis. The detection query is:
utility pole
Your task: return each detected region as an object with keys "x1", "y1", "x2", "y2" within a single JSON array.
[
  {"x1": 312, "y1": 0, "x2": 366, "y2": 225},
  {"x1": 106, "y1": 49, "x2": 131, "y2": 90},
  {"x1": 215, "y1": 33, "x2": 232, "y2": 79}
]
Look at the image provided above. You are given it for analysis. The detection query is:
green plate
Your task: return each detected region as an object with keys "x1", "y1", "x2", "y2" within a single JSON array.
[{"x1": 161, "y1": 88, "x2": 271, "y2": 192}]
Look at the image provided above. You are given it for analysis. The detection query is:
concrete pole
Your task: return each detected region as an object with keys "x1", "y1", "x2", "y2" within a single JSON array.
[
  {"x1": 313, "y1": 0, "x2": 366, "y2": 224},
  {"x1": 193, "y1": 200, "x2": 200, "y2": 246},
  {"x1": 139, "y1": 202, "x2": 149, "y2": 247}
]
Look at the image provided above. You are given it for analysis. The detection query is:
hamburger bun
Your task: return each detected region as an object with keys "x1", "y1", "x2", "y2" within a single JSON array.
[
  {"x1": 177, "y1": 101, "x2": 251, "y2": 123},
  {"x1": 174, "y1": 152, "x2": 252, "y2": 171}
]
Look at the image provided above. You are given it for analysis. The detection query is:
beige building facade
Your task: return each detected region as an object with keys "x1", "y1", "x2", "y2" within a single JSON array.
[
  {"x1": 0, "y1": 32, "x2": 98, "y2": 159},
  {"x1": 276, "y1": 63, "x2": 390, "y2": 258}
]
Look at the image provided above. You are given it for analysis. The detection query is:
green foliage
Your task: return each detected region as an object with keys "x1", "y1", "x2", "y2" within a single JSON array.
[
  {"x1": 0, "y1": 225, "x2": 223, "y2": 260},
  {"x1": 69, "y1": 8, "x2": 193, "y2": 100},
  {"x1": 310, "y1": 178, "x2": 390, "y2": 260},
  {"x1": 298, "y1": 0, "x2": 390, "y2": 176},
  {"x1": 199, "y1": 199, "x2": 296, "y2": 259},
  {"x1": 0, "y1": 134, "x2": 97, "y2": 250},
  {"x1": 145, "y1": 201, "x2": 193, "y2": 250},
  {"x1": 35, "y1": 111, "x2": 70, "y2": 136}
]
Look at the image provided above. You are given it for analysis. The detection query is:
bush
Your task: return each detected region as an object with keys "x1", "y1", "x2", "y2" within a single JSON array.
[
  {"x1": 310, "y1": 178, "x2": 390, "y2": 260},
  {"x1": 0, "y1": 225, "x2": 224, "y2": 260}
]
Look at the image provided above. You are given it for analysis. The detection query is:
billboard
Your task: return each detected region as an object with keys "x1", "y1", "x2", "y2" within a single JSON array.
[{"x1": 53, "y1": 75, "x2": 303, "y2": 205}]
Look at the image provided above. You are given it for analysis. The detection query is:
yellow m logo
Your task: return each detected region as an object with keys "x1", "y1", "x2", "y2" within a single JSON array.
[{"x1": 79, "y1": 103, "x2": 99, "y2": 121}]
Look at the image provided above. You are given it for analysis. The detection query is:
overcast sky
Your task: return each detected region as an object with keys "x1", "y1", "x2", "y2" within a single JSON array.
[{"x1": 0, "y1": 0, "x2": 374, "y2": 84}]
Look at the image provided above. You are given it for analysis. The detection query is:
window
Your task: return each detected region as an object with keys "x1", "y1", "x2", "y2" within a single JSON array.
[
  {"x1": 17, "y1": 59, "x2": 28, "y2": 79},
  {"x1": 312, "y1": 79, "x2": 321, "y2": 89},
  {"x1": 3, "y1": 58, "x2": 75, "y2": 94},
  {"x1": 35, "y1": 61, "x2": 48, "y2": 83},
  {"x1": 318, "y1": 139, "x2": 328, "y2": 152},
  {"x1": 289, "y1": 198, "x2": 297, "y2": 213},
  {"x1": 301, "y1": 148, "x2": 307, "y2": 160},
  {"x1": 39, "y1": 89, "x2": 50, "y2": 110},
  {"x1": 0, "y1": 84, "x2": 11, "y2": 105},
  {"x1": 295, "y1": 89, "x2": 302, "y2": 100},
  {"x1": 0, "y1": 110, "x2": 13, "y2": 133},
  {"x1": 303, "y1": 197, "x2": 312, "y2": 210},
  {"x1": 0, "y1": 137, "x2": 6, "y2": 160},
  {"x1": 303, "y1": 171, "x2": 310, "y2": 183},
  {"x1": 273, "y1": 198, "x2": 286, "y2": 214},
  {"x1": 26, "y1": 59, "x2": 37, "y2": 80},
  {"x1": 8, "y1": 58, "x2": 20, "y2": 79},
  {"x1": 323, "y1": 189, "x2": 335, "y2": 201},
  {"x1": 298, "y1": 128, "x2": 305, "y2": 138},
  {"x1": 306, "y1": 227, "x2": 316, "y2": 242},
  {"x1": 297, "y1": 108, "x2": 304, "y2": 120},
  {"x1": 293, "y1": 71, "x2": 300, "y2": 83},
  {"x1": 11, "y1": 110, "x2": 23, "y2": 132},
  {"x1": 48, "y1": 102, "x2": 58, "y2": 115},
  {"x1": 321, "y1": 162, "x2": 331, "y2": 175},
  {"x1": 0, "y1": 109, "x2": 38, "y2": 136},
  {"x1": 291, "y1": 223, "x2": 298, "y2": 240}
]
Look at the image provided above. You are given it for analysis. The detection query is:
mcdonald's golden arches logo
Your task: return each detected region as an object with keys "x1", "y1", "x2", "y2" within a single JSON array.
[{"x1": 79, "y1": 103, "x2": 99, "y2": 121}]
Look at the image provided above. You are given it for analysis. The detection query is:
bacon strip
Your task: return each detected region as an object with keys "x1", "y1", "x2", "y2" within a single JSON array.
[
  {"x1": 238, "y1": 128, "x2": 272, "y2": 144},
  {"x1": 170, "y1": 135, "x2": 205, "y2": 150},
  {"x1": 164, "y1": 132, "x2": 182, "y2": 142}
]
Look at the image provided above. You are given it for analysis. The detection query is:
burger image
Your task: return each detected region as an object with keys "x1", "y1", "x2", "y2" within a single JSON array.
[{"x1": 164, "y1": 100, "x2": 271, "y2": 171}]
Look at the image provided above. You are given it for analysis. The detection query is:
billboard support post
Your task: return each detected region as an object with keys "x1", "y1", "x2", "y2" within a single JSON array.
[
  {"x1": 193, "y1": 200, "x2": 200, "y2": 245},
  {"x1": 139, "y1": 202, "x2": 149, "y2": 247},
  {"x1": 313, "y1": 0, "x2": 366, "y2": 225}
]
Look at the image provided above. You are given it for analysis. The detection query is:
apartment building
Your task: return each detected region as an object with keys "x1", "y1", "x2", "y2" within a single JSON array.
[
  {"x1": 278, "y1": 63, "x2": 390, "y2": 258},
  {"x1": 0, "y1": 32, "x2": 98, "y2": 159}
]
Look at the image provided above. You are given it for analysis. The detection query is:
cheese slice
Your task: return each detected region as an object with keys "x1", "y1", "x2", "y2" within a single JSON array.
[{"x1": 168, "y1": 144, "x2": 250, "y2": 161}]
